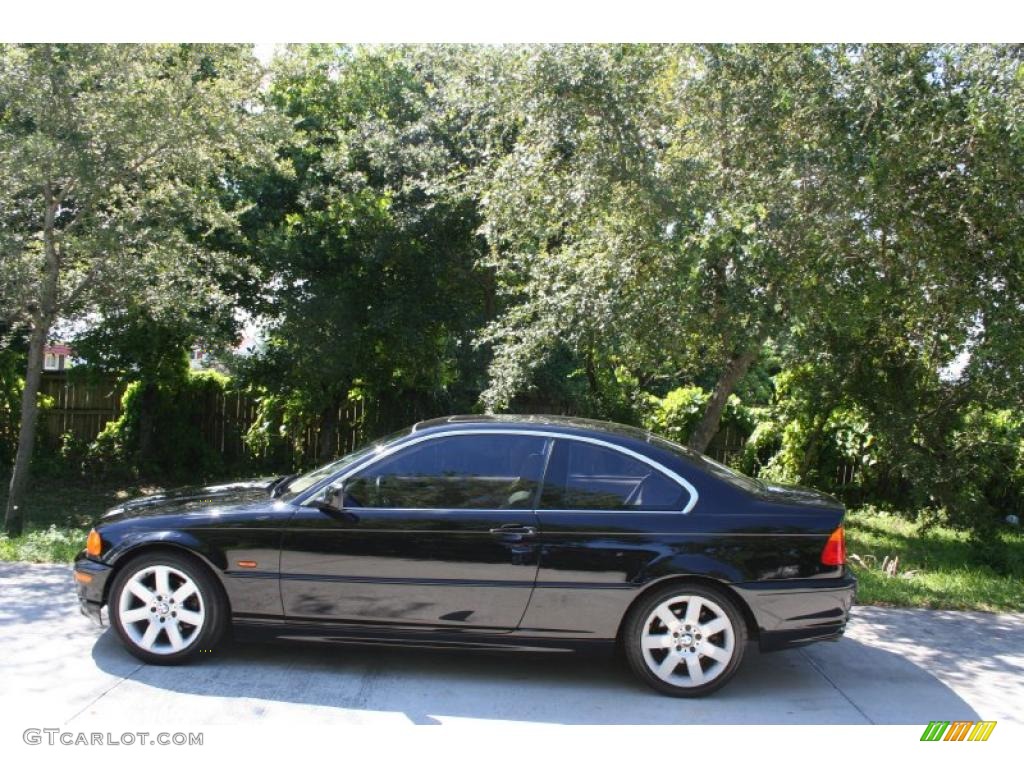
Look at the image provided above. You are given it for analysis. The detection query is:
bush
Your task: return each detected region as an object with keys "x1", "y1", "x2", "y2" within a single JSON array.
[
  {"x1": 243, "y1": 384, "x2": 374, "y2": 472},
  {"x1": 0, "y1": 524, "x2": 87, "y2": 563},
  {"x1": 0, "y1": 348, "x2": 25, "y2": 466},
  {"x1": 928, "y1": 407, "x2": 1024, "y2": 550},
  {"x1": 84, "y1": 370, "x2": 245, "y2": 479},
  {"x1": 642, "y1": 386, "x2": 755, "y2": 463},
  {"x1": 732, "y1": 364, "x2": 1024, "y2": 553},
  {"x1": 243, "y1": 388, "x2": 318, "y2": 471}
]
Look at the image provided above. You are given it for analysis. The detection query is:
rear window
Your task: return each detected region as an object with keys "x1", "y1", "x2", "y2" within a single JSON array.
[
  {"x1": 539, "y1": 439, "x2": 686, "y2": 511},
  {"x1": 650, "y1": 435, "x2": 763, "y2": 494}
]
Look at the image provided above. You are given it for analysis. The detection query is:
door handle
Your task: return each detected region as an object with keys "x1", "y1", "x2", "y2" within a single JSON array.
[{"x1": 489, "y1": 525, "x2": 537, "y2": 537}]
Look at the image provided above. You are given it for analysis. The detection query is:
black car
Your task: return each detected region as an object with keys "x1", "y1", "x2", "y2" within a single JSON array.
[{"x1": 74, "y1": 414, "x2": 855, "y2": 697}]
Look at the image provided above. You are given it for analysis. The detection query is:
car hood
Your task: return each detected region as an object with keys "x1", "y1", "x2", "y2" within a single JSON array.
[{"x1": 100, "y1": 477, "x2": 277, "y2": 523}]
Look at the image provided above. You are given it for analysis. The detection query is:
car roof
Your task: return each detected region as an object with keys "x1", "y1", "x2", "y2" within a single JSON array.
[
  {"x1": 406, "y1": 414, "x2": 766, "y2": 501},
  {"x1": 412, "y1": 413, "x2": 667, "y2": 445}
]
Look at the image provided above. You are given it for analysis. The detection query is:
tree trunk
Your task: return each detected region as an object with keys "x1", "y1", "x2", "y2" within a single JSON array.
[
  {"x1": 687, "y1": 347, "x2": 760, "y2": 455},
  {"x1": 317, "y1": 397, "x2": 342, "y2": 465},
  {"x1": 4, "y1": 322, "x2": 50, "y2": 536},
  {"x1": 5, "y1": 191, "x2": 60, "y2": 537}
]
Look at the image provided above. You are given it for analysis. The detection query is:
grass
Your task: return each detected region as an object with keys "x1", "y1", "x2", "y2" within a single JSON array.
[
  {"x1": 845, "y1": 507, "x2": 1024, "y2": 613},
  {"x1": 1, "y1": 475, "x2": 1022, "y2": 612},
  {"x1": 0, "y1": 474, "x2": 168, "y2": 563}
]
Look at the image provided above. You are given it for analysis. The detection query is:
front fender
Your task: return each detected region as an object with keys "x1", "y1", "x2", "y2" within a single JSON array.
[
  {"x1": 98, "y1": 527, "x2": 283, "y2": 619},
  {"x1": 98, "y1": 531, "x2": 230, "y2": 610},
  {"x1": 104, "y1": 529, "x2": 228, "y2": 572}
]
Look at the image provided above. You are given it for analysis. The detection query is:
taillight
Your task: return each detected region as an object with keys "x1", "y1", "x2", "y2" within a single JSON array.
[
  {"x1": 821, "y1": 525, "x2": 845, "y2": 566},
  {"x1": 86, "y1": 529, "x2": 102, "y2": 557}
]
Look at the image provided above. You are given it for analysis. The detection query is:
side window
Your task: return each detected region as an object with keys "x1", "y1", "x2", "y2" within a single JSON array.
[
  {"x1": 539, "y1": 440, "x2": 686, "y2": 511},
  {"x1": 346, "y1": 434, "x2": 549, "y2": 510}
]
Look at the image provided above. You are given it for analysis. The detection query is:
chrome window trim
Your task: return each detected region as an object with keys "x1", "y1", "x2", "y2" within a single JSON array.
[{"x1": 296, "y1": 428, "x2": 699, "y2": 514}]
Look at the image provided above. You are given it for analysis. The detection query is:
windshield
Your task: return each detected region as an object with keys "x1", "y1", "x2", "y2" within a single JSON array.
[
  {"x1": 278, "y1": 426, "x2": 414, "y2": 501},
  {"x1": 649, "y1": 435, "x2": 764, "y2": 494}
]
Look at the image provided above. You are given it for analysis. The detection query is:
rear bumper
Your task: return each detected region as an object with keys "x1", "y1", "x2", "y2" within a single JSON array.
[
  {"x1": 732, "y1": 571, "x2": 857, "y2": 652},
  {"x1": 73, "y1": 552, "x2": 112, "y2": 627}
]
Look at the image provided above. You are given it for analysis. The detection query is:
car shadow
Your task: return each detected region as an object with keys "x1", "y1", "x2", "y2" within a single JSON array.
[{"x1": 90, "y1": 630, "x2": 981, "y2": 725}]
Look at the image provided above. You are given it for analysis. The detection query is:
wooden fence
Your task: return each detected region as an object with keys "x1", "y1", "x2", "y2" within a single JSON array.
[
  {"x1": 35, "y1": 372, "x2": 864, "y2": 485},
  {"x1": 706, "y1": 424, "x2": 746, "y2": 467},
  {"x1": 292, "y1": 397, "x2": 369, "y2": 464},
  {"x1": 192, "y1": 387, "x2": 261, "y2": 466},
  {"x1": 39, "y1": 373, "x2": 126, "y2": 447},
  {"x1": 36, "y1": 373, "x2": 370, "y2": 466}
]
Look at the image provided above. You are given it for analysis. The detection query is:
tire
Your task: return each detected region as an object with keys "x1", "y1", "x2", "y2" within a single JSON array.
[
  {"x1": 108, "y1": 550, "x2": 227, "y2": 665},
  {"x1": 623, "y1": 582, "x2": 747, "y2": 697}
]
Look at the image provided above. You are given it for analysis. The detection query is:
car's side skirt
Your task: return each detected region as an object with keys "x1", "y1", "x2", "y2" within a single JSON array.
[{"x1": 230, "y1": 616, "x2": 615, "y2": 654}]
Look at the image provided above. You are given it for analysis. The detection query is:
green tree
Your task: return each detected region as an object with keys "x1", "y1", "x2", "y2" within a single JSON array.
[
  {"x1": 228, "y1": 45, "x2": 491, "y2": 464},
  {"x1": 787, "y1": 44, "x2": 1024, "y2": 535},
  {"x1": 71, "y1": 303, "x2": 238, "y2": 465},
  {"x1": 0, "y1": 44, "x2": 265, "y2": 535},
  {"x1": 475, "y1": 45, "x2": 847, "y2": 451}
]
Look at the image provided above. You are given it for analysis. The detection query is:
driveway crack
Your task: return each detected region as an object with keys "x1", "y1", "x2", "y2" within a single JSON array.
[
  {"x1": 64, "y1": 663, "x2": 145, "y2": 724},
  {"x1": 799, "y1": 647, "x2": 875, "y2": 724}
]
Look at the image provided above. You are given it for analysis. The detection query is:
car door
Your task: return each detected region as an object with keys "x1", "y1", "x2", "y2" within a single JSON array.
[
  {"x1": 520, "y1": 437, "x2": 698, "y2": 636},
  {"x1": 280, "y1": 432, "x2": 550, "y2": 631}
]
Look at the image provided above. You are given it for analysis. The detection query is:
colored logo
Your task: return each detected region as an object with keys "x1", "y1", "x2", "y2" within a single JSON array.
[{"x1": 920, "y1": 721, "x2": 996, "y2": 741}]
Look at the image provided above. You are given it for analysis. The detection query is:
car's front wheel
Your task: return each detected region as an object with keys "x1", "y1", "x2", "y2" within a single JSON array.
[
  {"x1": 623, "y1": 583, "x2": 747, "y2": 697},
  {"x1": 108, "y1": 551, "x2": 227, "y2": 664}
]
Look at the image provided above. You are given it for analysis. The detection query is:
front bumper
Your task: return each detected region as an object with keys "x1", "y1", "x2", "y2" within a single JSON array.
[
  {"x1": 73, "y1": 551, "x2": 112, "y2": 627},
  {"x1": 732, "y1": 571, "x2": 857, "y2": 652}
]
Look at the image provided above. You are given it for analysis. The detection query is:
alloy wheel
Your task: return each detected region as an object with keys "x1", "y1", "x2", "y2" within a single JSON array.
[
  {"x1": 639, "y1": 593, "x2": 736, "y2": 688},
  {"x1": 117, "y1": 564, "x2": 206, "y2": 655}
]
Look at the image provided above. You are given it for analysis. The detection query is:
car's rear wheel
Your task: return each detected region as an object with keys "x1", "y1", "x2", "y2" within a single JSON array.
[
  {"x1": 623, "y1": 583, "x2": 747, "y2": 697},
  {"x1": 109, "y1": 551, "x2": 227, "y2": 664}
]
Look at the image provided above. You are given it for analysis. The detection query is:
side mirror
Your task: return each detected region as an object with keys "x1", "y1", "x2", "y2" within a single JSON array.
[{"x1": 309, "y1": 482, "x2": 358, "y2": 522}]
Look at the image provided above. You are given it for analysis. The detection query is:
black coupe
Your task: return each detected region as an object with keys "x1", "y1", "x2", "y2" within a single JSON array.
[{"x1": 74, "y1": 415, "x2": 855, "y2": 696}]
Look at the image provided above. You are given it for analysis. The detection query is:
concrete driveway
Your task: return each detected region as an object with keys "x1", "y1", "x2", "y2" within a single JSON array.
[{"x1": 1, "y1": 562, "x2": 1021, "y2": 726}]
